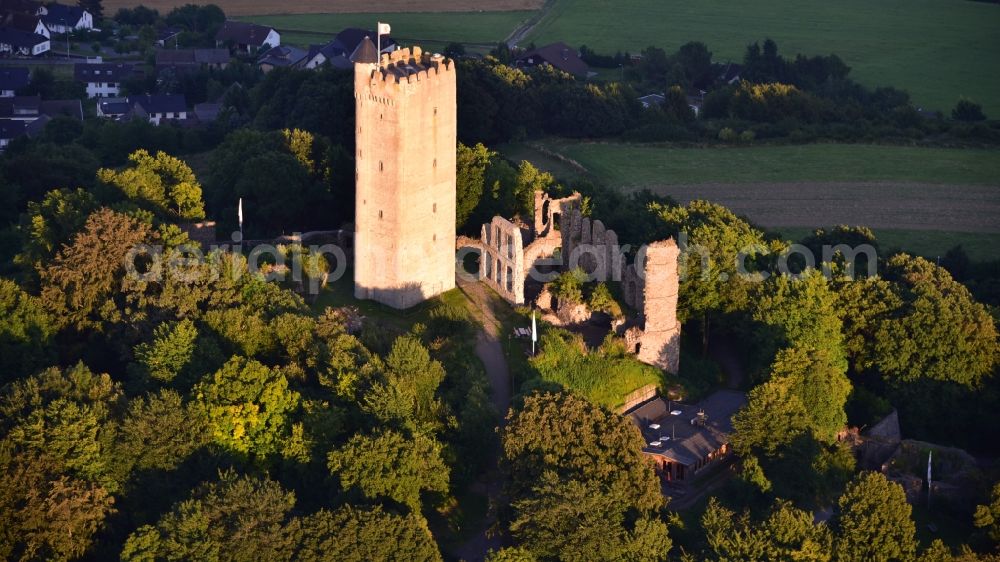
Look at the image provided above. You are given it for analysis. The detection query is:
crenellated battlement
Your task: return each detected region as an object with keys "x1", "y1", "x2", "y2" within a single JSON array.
[{"x1": 366, "y1": 46, "x2": 454, "y2": 87}]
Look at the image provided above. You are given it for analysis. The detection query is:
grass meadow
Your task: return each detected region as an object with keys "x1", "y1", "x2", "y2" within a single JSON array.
[
  {"x1": 524, "y1": 0, "x2": 1000, "y2": 115},
  {"x1": 525, "y1": 142, "x2": 1000, "y2": 187},
  {"x1": 502, "y1": 141, "x2": 1000, "y2": 260}
]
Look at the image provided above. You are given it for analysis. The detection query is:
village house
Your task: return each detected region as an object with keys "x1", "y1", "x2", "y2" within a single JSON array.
[
  {"x1": 74, "y1": 62, "x2": 135, "y2": 98},
  {"x1": 257, "y1": 44, "x2": 307, "y2": 72},
  {"x1": 1, "y1": 11, "x2": 47, "y2": 37},
  {"x1": 0, "y1": 116, "x2": 23, "y2": 148},
  {"x1": 303, "y1": 27, "x2": 396, "y2": 70},
  {"x1": 40, "y1": 2, "x2": 92, "y2": 34},
  {"x1": 0, "y1": 93, "x2": 80, "y2": 147},
  {"x1": 95, "y1": 96, "x2": 129, "y2": 120},
  {"x1": 215, "y1": 20, "x2": 279, "y2": 54},
  {"x1": 514, "y1": 41, "x2": 591, "y2": 78},
  {"x1": 129, "y1": 93, "x2": 187, "y2": 125},
  {"x1": 0, "y1": 26, "x2": 48, "y2": 55},
  {"x1": 0, "y1": 66, "x2": 28, "y2": 96},
  {"x1": 155, "y1": 26, "x2": 181, "y2": 47},
  {"x1": 628, "y1": 390, "x2": 746, "y2": 484},
  {"x1": 154, "y1": 48, "x2": 230, "y2": 73}
]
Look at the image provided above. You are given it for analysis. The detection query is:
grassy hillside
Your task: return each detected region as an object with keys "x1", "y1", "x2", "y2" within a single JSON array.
[
  {"x1": 242, "y1": 11, "x2": 532, "y2": 49},
  {"x1": 501, "y1": 141, "x2": 1000, "y2": 252},
  {"x1": 524, "y1": 0, "x2": 1000, "y2": 115},
  {"x1": 510, "y1": 141, "x2": 1000, "y2": 186}
]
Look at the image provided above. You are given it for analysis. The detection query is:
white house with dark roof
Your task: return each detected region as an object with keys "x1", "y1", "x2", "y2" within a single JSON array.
[
  {"x1": 74, "y1": 62, "x2": 134, "y2": 98},
  {"x1": 1, "y1": 12, "x2": 49, "y2": 38},
  {"x1": 215, "y1": 20, "x2": 279, "y2": 54},
  {"x1": 303, "y1": 27, "x2": 396, "y2": 70},
  {"x1": 0, "y1": 26, "x2": 48, "y2": 55},
  {"x1": 40, "y1": 2, "x2": 91, "y2": 34},
  {"x1": 129, "y1": 93, "x2": 187, "y2": 125},
  {"x1": 0, "y1": 67, "x2": 29, "y2": 96}
]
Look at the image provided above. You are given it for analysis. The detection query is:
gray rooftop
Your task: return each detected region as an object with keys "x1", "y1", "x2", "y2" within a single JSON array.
[{"x1": 627, "y1": 389, "x2": 746, "y2": 466}]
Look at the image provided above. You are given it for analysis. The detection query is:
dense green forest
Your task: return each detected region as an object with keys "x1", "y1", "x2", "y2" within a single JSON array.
[{"x1": 1, "y1": 5, "x2": 999, "y2": 559}]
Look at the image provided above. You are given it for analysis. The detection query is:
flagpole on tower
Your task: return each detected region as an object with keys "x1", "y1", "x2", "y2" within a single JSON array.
[{"x1": 376, "y1": 22, "x2": 391, "y2": 63}]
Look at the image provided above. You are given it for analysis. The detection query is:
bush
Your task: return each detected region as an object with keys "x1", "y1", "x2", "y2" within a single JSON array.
[
  {"x1": 718, "y1": 127, "x2": 738, "y2": 142},
  {"x1": 528, "y1": 329, "x2": 665, "y2": 409},
  {"x1": 952, "y1": 98, "x2": 986, "y2": 122}
]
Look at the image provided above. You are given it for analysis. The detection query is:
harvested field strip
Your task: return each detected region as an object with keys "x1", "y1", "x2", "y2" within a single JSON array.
[
  {"x1": 501, "y1": 141, "x2": 1000, "y2": 234},
  {"x1": 241, "y1": 11, "x2": 534, "y2": 47},
  {"x1": 104, "y1": 0, "x2": 543, "y2": 17}
]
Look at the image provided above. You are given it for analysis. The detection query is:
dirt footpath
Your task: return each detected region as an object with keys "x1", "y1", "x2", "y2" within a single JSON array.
[{"x1": 640, "y1": 181, "x2": 1000, "y2": 232}]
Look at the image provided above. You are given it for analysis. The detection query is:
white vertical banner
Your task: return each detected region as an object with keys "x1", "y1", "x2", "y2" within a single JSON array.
[
  {"x1": 237, "y1": 197, "x2": 243, "y2": 228},
  {"x1": 376, "y1": 22, "x2": 390, "y2": 57},
  {"x1": 531, "y1": 311, "x2": 537, "y2": 355}
]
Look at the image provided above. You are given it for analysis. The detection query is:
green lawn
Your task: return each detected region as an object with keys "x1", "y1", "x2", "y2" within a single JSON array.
[
  {"x1": 507, "y1": 141, "x2": 1000, "y2": 187},
  {"x1": 241, "y1": 11, "x2": 533, "y2": 48},
  {"x1": 776, "y1": 228, "x2": 1000, "y2": 262},
  {"x1": 524, "y1": 0, "x2": 1000, "y2": 115}
]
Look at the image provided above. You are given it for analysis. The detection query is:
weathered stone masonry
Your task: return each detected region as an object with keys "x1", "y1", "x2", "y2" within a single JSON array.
[{"x1": 352, "y1": 44, "x2": 457, "y2": 309}]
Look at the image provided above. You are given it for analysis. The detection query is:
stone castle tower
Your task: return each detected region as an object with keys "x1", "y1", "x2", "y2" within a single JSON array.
[{"x1": 351, "y1": 39, "x2": 457, "y2": 309}]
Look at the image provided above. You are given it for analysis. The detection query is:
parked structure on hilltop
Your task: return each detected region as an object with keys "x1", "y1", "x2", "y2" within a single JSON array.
[{"x1": 351, "y1": 38, "x2": 457, "y2": 309}]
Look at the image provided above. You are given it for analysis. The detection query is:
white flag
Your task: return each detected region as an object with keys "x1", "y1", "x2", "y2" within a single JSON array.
[
  {"x1": 531, "y1": 311, "x2": 537, "y2": 343},
  {"x1": 237, "y1": 197, "x2": 243, "y2": 228},
  {"x1": 377, "y1": 22, "x2": 390, "y2": 36},
  {"x1": 927, "y1": 450, "x2": 932, "y2": 484}
]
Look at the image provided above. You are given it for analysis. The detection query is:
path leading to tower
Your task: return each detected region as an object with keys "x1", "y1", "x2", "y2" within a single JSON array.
[
  {"x1": 457, "y1": 275, "x2": 511, "y2": 417},
  {"x1": 452, "y1": 275, "x2": 513, "y2": 561}
]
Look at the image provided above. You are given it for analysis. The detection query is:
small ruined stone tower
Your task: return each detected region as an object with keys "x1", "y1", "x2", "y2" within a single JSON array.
[{"x1": 351, "y1": 38, "x2": 457, "y2": 309}]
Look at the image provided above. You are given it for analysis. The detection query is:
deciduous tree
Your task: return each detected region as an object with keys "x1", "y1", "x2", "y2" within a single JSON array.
[
  {"x1": 327, "y1": 429, "x2": 449, "y2": 511},
  {"x1": 834, "y1": 472, "x2": 917, "y2": 562}
]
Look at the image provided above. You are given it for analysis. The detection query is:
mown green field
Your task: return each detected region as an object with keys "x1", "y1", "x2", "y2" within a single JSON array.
[
  {"x1": 525, "y1": 0, "x2": 1000, "y2": 115},
  {"x1": 509, "y1": 141, "x2": 1000, "y2": 186},
  {"x1": 241, "y1": 11, "x2": 532, "y2": 48},
  {"x1": 502, "y1": 141, "x2": 1000, "y2": 259},
  {"x1": 776, "y1": 228, "x2": 1000, "y2": 262}
]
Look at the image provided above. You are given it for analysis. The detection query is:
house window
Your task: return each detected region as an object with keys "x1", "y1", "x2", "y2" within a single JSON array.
[
  {"x1": 379, "y1": 210, "x2": 383, "y2": 219},
  {"x1": 379, "y1": 161, "x2": 383, "y2": 172},
  {"x1": 432, "y1": 203, "x2": 436, "y2": 213}
]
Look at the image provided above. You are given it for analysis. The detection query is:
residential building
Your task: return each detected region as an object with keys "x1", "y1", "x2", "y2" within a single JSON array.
[
  {"x1": 40, "y1": 2, "x2": 92, "y2": 34},
  {"x1": 215, "y1": 20, "x2": 279, "y2": 54},
  {"x1": 0, "y1": 26, "x2": 48, "y2": 55},
  {"x1": 155, "y1": 26, "x2": 181, "y2": 47},
  {"x1": 193, "y1": 101, "x2": 221, "y2": 123},
  {"x1": 303, "y1": 27, "x2": 396, "y2": 70},
  {"x1": 0, "y1": 66, "x2": 28, "y2": 96},
  {"x1": 154, "y1": 48, "x2": 230, "y2": 72},
  {"x1": 96, "y1": 96, "x2": 130, "y2": 119},
  {"x1": 0, "y1": 116, "x2": 24, "y2": 148},
  {"x1": 1, "y1": 12, "x2": 48, "y2": 37},
  {"x1": 628, "y1": 390, "x2": 746, "y2": 484},
  {"x1": 0, "y1": 93, "x2": 80, "y2": 147},
  {"x1": 514, "y1": 42, "x2": 591, "y2": 78},
  {"x1": 257, "y1": 45, "x2": 306, "y2": 72},
  {"x1": 637, "y1": 93, "x2": 665, "y2": 109},
  {"x1": 129, "y1": 93, "x2": 187, "y2": 125},
  {"x1": 74, "y1": 62, "x2": 134, "y2": 98}
]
